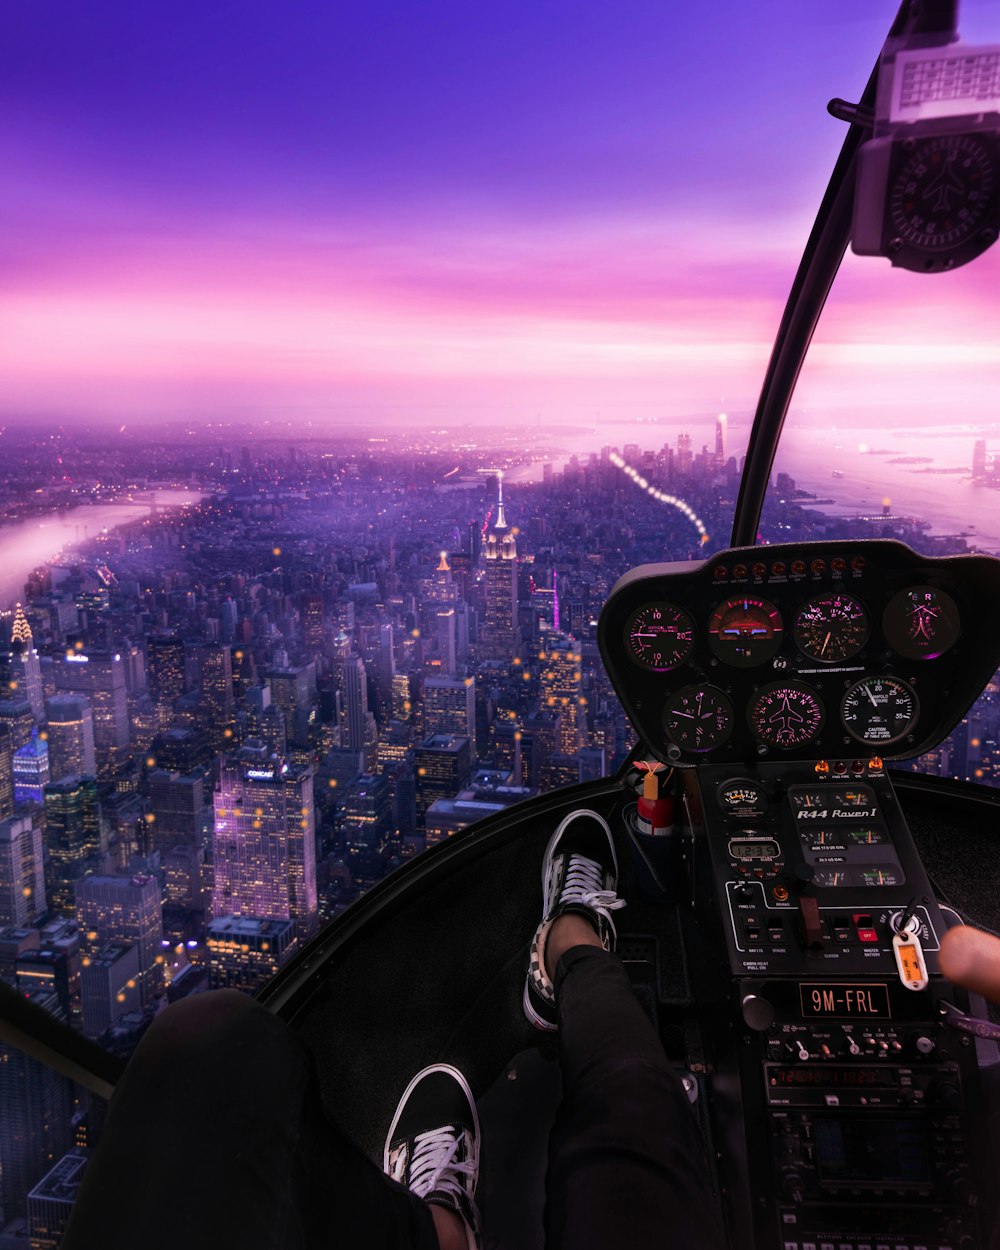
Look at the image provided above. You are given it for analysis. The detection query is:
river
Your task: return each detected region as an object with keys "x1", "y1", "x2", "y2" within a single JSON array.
[{"x1": 0, "y1": 490, "x2": 206, "y2": 610}]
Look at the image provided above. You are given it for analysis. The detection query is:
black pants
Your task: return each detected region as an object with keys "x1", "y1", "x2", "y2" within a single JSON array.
[{"x1": 63, "y1": 945, "x2": 726, "y2": 1250}]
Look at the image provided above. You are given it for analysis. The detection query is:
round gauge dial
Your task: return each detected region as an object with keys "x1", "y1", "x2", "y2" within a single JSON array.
[
  {"x1": 664, "y1": 684, "x2": 735, "y2": 753},
  {"x1": 889, "y1": 132, "x2": 999, "y2": 253},
  {"x1": 624, "y1": 602, "x2": 694, "y2": 672},
  {"x1": 841, "y1": 676, "x2": 919, "y2": 746},
  {"x1": 717, "y1": 778, "x2": 768, "y2": 820},
  {"x1": 883, "y1": 586, "x2": 960, "y2": 660},
  {"x1": 794, "y1": 593, "x2": 869, "y2": 663},
  {"x1": 749, "y1": 681, "x2": 825, "y2": 749},
  {"x1": 707, "y1": 597, "x2": 783, "y2": 668}
]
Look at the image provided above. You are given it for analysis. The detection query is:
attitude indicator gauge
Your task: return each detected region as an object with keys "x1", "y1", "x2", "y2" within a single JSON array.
[
  {"x1": 749, "y1": 681, "x2": 825, "y2": 749},
  {"x1": 707, "y1": 597, "x2": 783, "y2": 668},
  {"x1": 664, "y1": 685, "x2": 734, "y2": 753},
  {"x1": 624, "y1": 602, "x2": 694, "y2": 672},
  {"x1": 841, "y1": 675, "x2": 919, "y2": 746},
  {"x1": 883, "y1": 586, "x2": 960, "y2": 660},
  {"x1": 794, "y1": 593, "x2": 869, "y2": 663}
]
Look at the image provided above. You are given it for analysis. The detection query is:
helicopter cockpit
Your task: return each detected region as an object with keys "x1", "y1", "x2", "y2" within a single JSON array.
[{"x1": 5, "y1": 1, "x2": 1000, "y2": 1248}]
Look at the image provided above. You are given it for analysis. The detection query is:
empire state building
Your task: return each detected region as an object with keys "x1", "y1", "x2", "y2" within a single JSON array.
[{"x1": 480, "y1": 476, "x2": 518, "y2": 661}]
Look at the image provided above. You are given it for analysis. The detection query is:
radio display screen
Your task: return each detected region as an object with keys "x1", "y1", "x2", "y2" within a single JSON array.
[
  {"x1": 814, "y1": 1118, "x2": 931, "y2": 1186},
  {"x1": 768, "y1": 1066, "x2": 899, "y2": 1088}
]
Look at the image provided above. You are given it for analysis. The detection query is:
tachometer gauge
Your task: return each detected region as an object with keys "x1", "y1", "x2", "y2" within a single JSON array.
[
  {"x1": 717, "y1": 778, "x2": 768, "y2": 820},
  {"x1": 664, "y1": 684, "x2": 734, "y2": 753},
  {"x1": 707, "y1": 596, "x2": 783, "y2": 667},
  {"x1": 624, "y1": 602, "x2": 694, "y2": 671},
  {"x1": 841, "y1": 675, "x2": 918, "y2": 745},
  {"x1": 749, "y1": 681, "x2": 825, "y2": 749},
  {"x1": 883, "y1": 586, "x2": 960, "y2": 660},
  {"x1": 794, "y1": 593, "x2": 869, "y2": 663}
]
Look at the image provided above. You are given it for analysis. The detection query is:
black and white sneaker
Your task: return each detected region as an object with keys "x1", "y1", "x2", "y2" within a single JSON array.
[
  {"x1": 383, "y1": 1063, "x2": 482, "y2": 1250},
  {"x1": 523, "y1": 808, "x2": 626, "y2": 1031}
]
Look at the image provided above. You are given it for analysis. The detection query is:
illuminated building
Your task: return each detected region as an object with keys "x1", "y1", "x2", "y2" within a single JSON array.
[
  {"x1": 414, "y1": 735, "x2": 471, "y2": 826},
  {"x1": 147, "y1": 770, "x2": 205, "y2": 852},
  {"x1": 13, "y1": 732, "x2": 50, "y2": 804},
  {"x1": 27, "y1": 1148, "x2": 89, "y2": 1250},
  {"x1": 15, "y1": 945, "x2": 79, "y2": 1028},
  {"x1": 212, "y1": 746, "x2": 318, "y2": 939},
  {"x1": 423, "y1": 677, "x2": 476, "y2": 749},
  {"x1": 715, "y1": 411, "x2": 728, "y2": 463},
  {"x1": 392, "y1": 671, "x2": 413, "y2": 721},
  {"x1": 189, "y1": 643, "x2": 235, "y2": 749},
  {"x1": 147, "y1": 632, "x2": 186, "y2": 729},
  {"x1": 0, "y1": 699, "x2": 34, "y2": 751},
  {"x1": 163, "y1": 843, "x2": 206, "y2": 910},
  {"x1": 80, "y1": 940, "x2": 141, "y2": 1039},
  {"x1": 480, "y1": 481, "x2": 518, "y2": 661},
  {"x1": 0, "y1": 725, "x2": 13, "y2": 821},
  {"x1": 266, "y1": 663, "x2": 316, "y2": 739},
  {"x1": 244, "y1": 683, "x2": 287, "y2": 756},
  {"x1": 343, "y1": 772, "x2": 392, "y2": 853},
  {"x1": 206, "y1": 915, "x2": 294, "y2": 991},
  {"x1": 52, "y1": 651, "x2": 129, "y2": 771},
  {"x1": 341, "y1": 654, "x2": 369, "y2": 754},
  {"x1": 43, "y1": 777, "x2": 102, "y2": 916},
  {"x1": 7, "y1": 604, "x2": 44, "y2": 722},
  {"x1": 300, "y1": 592, "x2": 324, "y2": 650},
  {"x1": 0, "y1": 988, "x2": 73, "y2": 1224},
  {"x1": 148, "y1": 727, "x2": 211, "y2": 774},
  {"x1": 0, "y1": 813, "x2": 45, "y2": 927},
  {"x1": 424, "y1": 782, "x2": 532, "y2": 846},
  {"x1": 540, "y1": 635, "x2": 584, "y2": 755},
  {"x1": 75, "y1": 874, "x2": 163, "y2": 1007}
]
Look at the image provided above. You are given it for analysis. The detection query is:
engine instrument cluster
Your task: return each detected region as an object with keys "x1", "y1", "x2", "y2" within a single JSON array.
[{"x1": 599, "y1": 540, "x2": 1000, "y2": 766}]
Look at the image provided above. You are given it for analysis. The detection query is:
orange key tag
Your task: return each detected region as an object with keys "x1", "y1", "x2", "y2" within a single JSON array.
[{"x1": 892, "y1": 918, "x2": 928, "y2": 992}]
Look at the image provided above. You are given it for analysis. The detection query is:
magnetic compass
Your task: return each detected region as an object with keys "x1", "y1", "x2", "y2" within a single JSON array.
[
  {"x1": 624, "y1": 602, "x2": 694, "y2": 672},
  {"x1": 890, "y1": 133, "x2": 999, "y2": 251}
]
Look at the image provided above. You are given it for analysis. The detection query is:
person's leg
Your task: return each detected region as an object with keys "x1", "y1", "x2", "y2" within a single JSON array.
[
  {"x1": 523, "y1": 810, "x2": 726, "y2": 1250},
  {"x1": 545, "y1": 934, "x2": 727, "y2": 1250},
  {"x1": 62, "y1": 989, "x2": 440, "y2": 1250}
]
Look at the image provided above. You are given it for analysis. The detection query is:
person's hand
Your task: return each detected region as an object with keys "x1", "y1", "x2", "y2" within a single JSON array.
[{"x1": 938, "y1": 924, "x2": 1000, "y2": 1006}]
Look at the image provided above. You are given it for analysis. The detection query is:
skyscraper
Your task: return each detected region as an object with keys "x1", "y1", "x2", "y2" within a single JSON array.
[
  {"x1": 423, "y1": 677, "x2": 476, "y2": 748},
  {"x1": 212, "y1": 746, "x2": 318, "y2": 939},
  {"x1": 341, "y1": 654, "x2": 369, "y2": 754},
  {"x1": 0, "y1": 813, "x2": 46, "y2": 926},
  {"x1": 27, "y1": 1148, "x2": 89, "y2": 1250},
  {"x1": 75, "y1": 874, "x2": 163, "y2": 1007},
  {"x1": 12, "y1": 732, "x2": 50, "y2": 805},
  {"x1": 7, "y1": 604, "x2": 44, "y2": 722},
  {"x1": 0, "y1": 725, "x2": 13, "y2": 821},
  {"x1": 540, "y1": 635, "x2": 584, "y2": 755},
  {"x1": 43, "y1": 777, "x2": 102, "y2": 916},
  {"x1": 52, "y1": 651, "x2": 129, "y2": 771},
  {"x1": 0, "y1": 989, "x2": 73, "y2": 1224},
  {"x1": 715, "y1": 411, "x2": 728, "y2": 463},
  {"x1": 480, "y1": 478, "x2": 518, "y2": 661},
  {"x1": 45, "y1": 695, "x2": 97, "y2": 781},
  {"x1": 80, "y1": 940, "x2": 141, "y2": 1038}
]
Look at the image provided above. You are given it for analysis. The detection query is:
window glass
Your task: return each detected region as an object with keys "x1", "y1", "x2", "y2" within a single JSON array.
[{"x1": 760, "y1": 246, "x2": 1000, "y2": 787}]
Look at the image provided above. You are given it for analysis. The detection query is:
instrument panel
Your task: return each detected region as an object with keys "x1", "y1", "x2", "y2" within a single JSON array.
[{"x1": 599, "y1": 539, "x2": 1000, "y2": 766}]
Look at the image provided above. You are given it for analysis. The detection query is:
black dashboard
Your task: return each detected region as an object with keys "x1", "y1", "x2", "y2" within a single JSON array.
[{"x1": 598, "y1": 539, "x2": 1000, "y2": 768}]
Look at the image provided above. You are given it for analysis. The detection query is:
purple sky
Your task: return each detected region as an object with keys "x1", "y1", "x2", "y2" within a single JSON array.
[{"x1": 2, "y1": 0, "x2": 1000, "y2": 428}]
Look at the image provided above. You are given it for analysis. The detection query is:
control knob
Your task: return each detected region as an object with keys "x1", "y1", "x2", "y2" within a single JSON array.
[
  {"x1": 781, "y1": 1170, "x2": 805, "y2": 1204},
  {"x1": 741, "y1": 994, "x2": 775, "y2": 1031}
]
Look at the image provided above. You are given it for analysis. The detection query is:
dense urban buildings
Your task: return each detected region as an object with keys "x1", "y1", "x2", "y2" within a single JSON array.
[{"x1": 0, "y1": 420, "x2": 994, "y2": 1240}]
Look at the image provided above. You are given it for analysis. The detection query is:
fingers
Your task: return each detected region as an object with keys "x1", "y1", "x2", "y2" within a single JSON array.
[{"x1": 939, "y1": 925, "x2": 1000, "y2": 1007}]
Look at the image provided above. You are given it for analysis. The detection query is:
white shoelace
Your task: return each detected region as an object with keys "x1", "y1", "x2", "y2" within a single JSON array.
[
  {"x1": 557, "y1": 853, "x2": 626, "y2": 938},
  {"x1": 391, "y1": 1124, "x2": 478, "y2": 1206}
]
